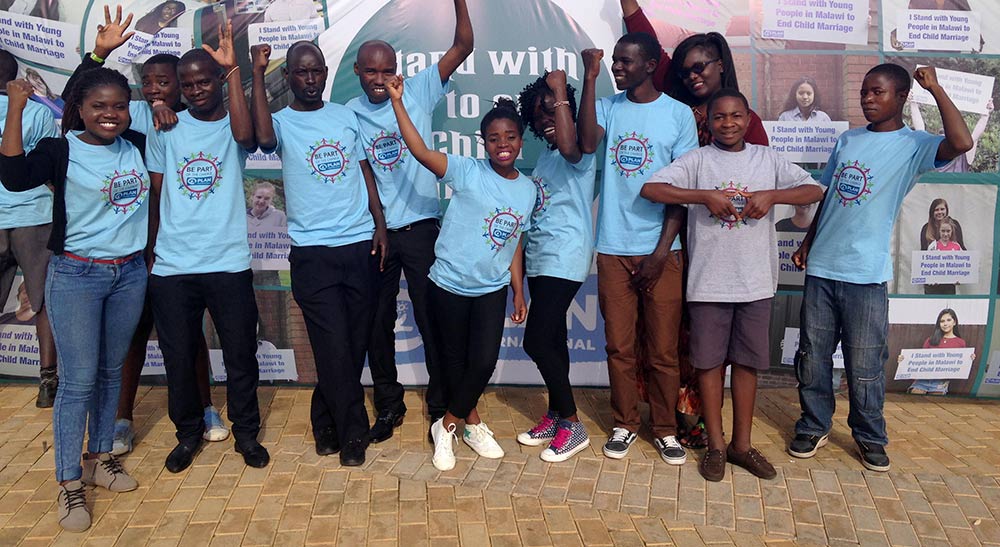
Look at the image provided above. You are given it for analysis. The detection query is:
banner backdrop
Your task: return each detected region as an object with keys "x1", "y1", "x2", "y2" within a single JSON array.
[{"x1": 2, "y1": 0, "x2": 1000, "y2": 396}]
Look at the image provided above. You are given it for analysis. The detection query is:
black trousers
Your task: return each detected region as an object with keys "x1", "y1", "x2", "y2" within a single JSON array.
[
  {"x1": 523, "y1": 275, "x2": 583, "y2": 418},
  {"x1": 290, "y1": 242, "x2": 378, "y2": 444},
  {"x1": 428, "y1": 282, "x2": 507, "y2": 419},
  {"x1": 367, "y1": 220, "x2": 444, "y2": 418},
  {"x1": 150, "y1": 270, "x2": 260, "y2": 448}
]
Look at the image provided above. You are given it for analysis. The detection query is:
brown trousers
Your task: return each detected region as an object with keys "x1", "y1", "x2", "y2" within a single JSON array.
[{"x1": 597, "y1": 252, "x2": 683, "y2": 438}]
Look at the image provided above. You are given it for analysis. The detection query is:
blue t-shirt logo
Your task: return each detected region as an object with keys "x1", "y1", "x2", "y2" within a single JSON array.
[
  {"x1": 177, "y1": 152, "x2": 223, "y2": 200},
  {"x1": 368, "y1": 130, "x2": 408, "y2": 172},
  {"x1": 307, "y1": 139, "x2": 350, "y2": 183},
  {"x1": 531, "y1": 176, "x2": 551, "y2": 218},
  {"x1": 711, "y1": 181, "x2": 749, "y2": 230},
  {"x1": 103, "y1": 169, "x2": 149, "y2": 214},
  {"x1": 833, "y1": 160, "x2": 874, "y2": 207},
  {"x1": 610, "y1": 132, "x2": 654, "y2": 178},
  {"x1": 482, "y1": 207, "x2": 524, "y2": 251}
]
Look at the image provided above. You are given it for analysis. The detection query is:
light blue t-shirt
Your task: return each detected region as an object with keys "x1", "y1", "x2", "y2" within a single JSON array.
[
  {"x1": 267, "y1": 103, "x2": 374, "y2": 248},
  {"x1": 595, "y1": 92, "x2": 698, "y2": 255},
  {"x1": 0, "y1": 95, "x2": 58, "y2": 229},
  {"x1": 430, "y1": 155, "x2": 537, "y2": 297},
  {"x1": 147, "y1": 111, "x2": 251, "y2": 276},
  {"x1": 63, "y1": 132, "x2": 149, "y2": 259},
  {"x1": 808, "y1": 126, "x2": 944, "y2": 284},
  {"x1": 524, "y1": 148, "x2": 597, "y2": 282},
  {"x1": 129, "y1": 100, "x2": 155, "y2": 136},
  {"x1": 346, "y1": 64, "x2": 448, "y2": 229}
]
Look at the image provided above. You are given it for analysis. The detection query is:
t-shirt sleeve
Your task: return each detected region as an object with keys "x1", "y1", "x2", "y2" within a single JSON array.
[
  {"x1": 264, "y1": 115, "x2": 282, "y2": 155},
  {"x1": 570, "y1": 152, "x2": 596, "y2": 174},
  {"x1": 913, "y1": 130, "x2": 947, "y2": 174},
  {"x1": 26, "y1": 106, "x2": 58, "y2": 150},
  {"x1": 412, "y1": 63, "x2": 450, "y2": 113},
  {"x1": 772, "y1": 150, "x2": 817, "y2": 190},
  {"x1": 440, "y1": 154, "x2": 476, "y2": 192},
  {"x1": 596, "y1": 97, "x2": 609, "y2": 133},
  {"x1": 818, "y1": 136, "x2": 843, "y2": 188},
  {"x1": 646, "y1": 149, "x2": 698, "y2": 193},
  {"x1": 671, "y1": 106, "x2": 700, "y2": 160},
  {"x1": 350, "y1": 113, "x2": 366, "y2": 160},
  {"x1": 146, "y1": 129, "x2": 166, "y2": 174},
  {"x1": 128, "y1": 101, "x2": 151, "y2": 136}
]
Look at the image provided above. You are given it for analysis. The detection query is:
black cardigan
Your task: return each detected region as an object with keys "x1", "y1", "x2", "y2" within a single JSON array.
[{"x1": 0, "y1": 131, "x2": 145, "y2": 254}]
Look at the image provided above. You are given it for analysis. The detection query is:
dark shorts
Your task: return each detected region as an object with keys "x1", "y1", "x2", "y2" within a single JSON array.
[
  {"x1": 0, "y1": 224, "x2": 52, "y2": 313},
  {"x1": 688, "y1": 298, "x2": 772, "y2": 371}
]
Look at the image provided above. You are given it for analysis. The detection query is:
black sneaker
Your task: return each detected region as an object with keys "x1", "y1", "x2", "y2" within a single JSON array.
[
  {"x1": 340, "y1": 437, "x2": 368, "y2": 467},
  {"x1": 653, "y1": 435, "x2": 687, "y2": 465},
  {"x1": 314, "y1": 427, "x2": 340, "y2": 456},
  {"x1": 787, "y1": 433, "x2": 829, "y2": 459},
  {"x1": 602, "y1": 427, "x2": 638, "y2": 459},
  {"x1": 856, "y1": 440, "x2": 890, "y2": 472},
  {"x1": 36, "y1": 368, "x2": 57, "y2": 408},
  {"x1": 369, "y1": 410, "x2": 405, "y2": 444}
]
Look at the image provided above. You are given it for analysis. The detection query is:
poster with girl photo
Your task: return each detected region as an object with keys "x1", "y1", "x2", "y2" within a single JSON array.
[
  {"x1": 892, "y1": 183, "x2": 996, "y2": 295},
  {"x1": 774, "y1": 203, "x2": 816, "y2": 290},
  {"x1": 885, "y1": 298, "x2": 987, "y2": 396},
  {"x1": 244, "y1": 174, "x2": 290, "y2": 272}
]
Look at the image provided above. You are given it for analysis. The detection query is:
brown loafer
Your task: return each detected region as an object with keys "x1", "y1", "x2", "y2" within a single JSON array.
[
  {"x1": 699, "y1": 449, "x2": 726, "y2": 482},
  {"x1": 727, "y1": 445, "x2": 777, "y2": 480}
]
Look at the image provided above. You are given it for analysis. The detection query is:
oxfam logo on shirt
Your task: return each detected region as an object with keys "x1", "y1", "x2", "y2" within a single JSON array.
[
  {"x1": 176, "y1": 152, "x2": 222, "y2": 200},
  {"x1": 308, "y1": 139, "x2": 350, "y2": 183},
  {"x1": 482, "y1": 207, "x2": 524, "y2": 251},
  {"x1": 833, "y1": 160, "x2": 874, "y2": 207},
  {"x1": 102, "y1": 169, "x2": 149, "y2": 214},
  {"x1": 610, "y1": 132, "x2": 654, "y2": 178},
  {"x1": 368, "y1": 130, "x2": 408, "y2": 172}
]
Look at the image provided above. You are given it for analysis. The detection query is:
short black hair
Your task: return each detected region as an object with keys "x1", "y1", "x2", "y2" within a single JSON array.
[
  {"x1": 517, "y1": 73, "x2": 578, "y2": 148},
  {"x1": 617, "y1": 32, "x2": 661, "y2": 64},
  {"x1": 866, "y1": 63, "x2": 911, "y2": 95},
  {"x1": 287, "y1": 40, "x2": 324, "y2": 66},
  {"x1": 480, "y1": 97, "x2": 523, "y2": 136},
  {"x1": 143, "y1": 53, "x2": 180, "y2": 71},
  {"x1": 0, "y1": 50, "x2": 17, "y2": 84},
  {"x1": 707, "y1": 88, "x2": 749, "y2": 117},
  {"x1": 178, "y1": 48, "x2": 221, "y2": 76}
]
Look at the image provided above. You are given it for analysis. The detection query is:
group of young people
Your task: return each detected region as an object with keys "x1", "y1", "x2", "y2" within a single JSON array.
[{"x1": 0, "y1": 0, "x2": 976, "y2": 533}]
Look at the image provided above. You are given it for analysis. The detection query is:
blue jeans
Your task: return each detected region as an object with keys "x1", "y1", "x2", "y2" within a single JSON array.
[
  {"x1": 794, "y1": 275, "x2": 888, "y2": 446},
  {"x1": 46, "y1": 254, "x2": 146, "y2": 481}
]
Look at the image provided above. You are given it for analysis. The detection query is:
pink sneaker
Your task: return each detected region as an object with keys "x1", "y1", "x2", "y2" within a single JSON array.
[{"x1": 516, "y1": 412, "x2": 558, "y2": 446}]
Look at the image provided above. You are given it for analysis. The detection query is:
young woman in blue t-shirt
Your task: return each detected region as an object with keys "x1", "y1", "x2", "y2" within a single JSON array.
[
  {"x1": 387, "y1": 75, "x2": 536, "y2": 471},
  {"x1": 0, "y1": 68, "x2": 149, "y2": 532}
]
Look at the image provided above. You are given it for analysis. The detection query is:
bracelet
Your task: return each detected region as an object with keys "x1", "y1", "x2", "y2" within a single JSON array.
[
  {"x1": 224, "y1": 66, "x2": 239, "y2": 80},
  {"x1": 553, "y1": 100, "x2": 570, "y2": 108},
  {"x1": 90, "y1": 52, "x2": 105, "y2": 63}
]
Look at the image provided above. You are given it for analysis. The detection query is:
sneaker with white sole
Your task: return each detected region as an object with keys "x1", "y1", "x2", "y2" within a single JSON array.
[
  {"x1": 111, "y1": 419, "x2": 134, "y2": 456},
  {"x1": 541, "y1": 420, "x2": 590, "y2": 463},
  {"x1": 82, "y1": 453, "x2": 138, "y2": 493},
  {"x1": 57, "y1": 480, "x2": 91, "y2": 532},
  {"x1": 203, "y1": 405, "x2": 230, "y2": 442},
  {"x1": 464, "y1": 422, "x2": 505, "y2": 459},
  {"x1": 517, "y1": 412, "x2": 559, "y2": 446},
  {"x1": 431, "y1": 417, "x2": 457, "y2": 471},
  {"x1": 653, "y1": 435, "x2": 687, "y2": 465},
  {"x1": 603, "y1": 427, "x2": 638, "y2": 459},
  {"x1": 787, "y1": 433, "x2": 829, "y2": 459}
]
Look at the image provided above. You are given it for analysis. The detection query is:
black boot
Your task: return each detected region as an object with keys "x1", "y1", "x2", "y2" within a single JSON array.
[{"x1": 36, "y1": 368, "x2": 57, "y2": 408}]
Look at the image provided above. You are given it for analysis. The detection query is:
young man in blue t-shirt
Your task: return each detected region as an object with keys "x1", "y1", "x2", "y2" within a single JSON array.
[
  {"x1": 789, "y1": 64, "x2": 972, "y2": 472},
  {"x1": 345, "y1": 0, "x2": 473, "y2": 444},
  {"x1": 147, "y1": 24, "x2": 269, "y2": 474},
  {"x1": 251, "y1": 41, "x2": 388, "y2": 466},
  {"x1": 0, "y1": 50, "x2": 59, "y2": 408},
  {"x1": 583, "y1": 32, "x2": 699, "y2": 464}
]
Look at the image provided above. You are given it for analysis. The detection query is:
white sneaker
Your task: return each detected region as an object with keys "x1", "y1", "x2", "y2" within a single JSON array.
[
  {"x1": 430, "y1": 418, "x2": 457, "y2": 471},
  {"x1": 202, "y1": 405, "x2": 230, "y2": 442},
  {"x1": 463, "y1": 422, "x2": 505, "y2": 459},
  {"x1": 111, "y1": 419, "x2": 134, "y2": 456}
]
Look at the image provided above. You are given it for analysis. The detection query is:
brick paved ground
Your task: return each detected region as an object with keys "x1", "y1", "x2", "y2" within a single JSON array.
[{"x1": 1, "y1": 384, "x2": 999, "y2": 546}]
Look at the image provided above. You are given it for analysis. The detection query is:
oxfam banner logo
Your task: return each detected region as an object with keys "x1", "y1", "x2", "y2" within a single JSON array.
[{"x1": 324, "y1": 0, "x2": 614, "y2": 169}]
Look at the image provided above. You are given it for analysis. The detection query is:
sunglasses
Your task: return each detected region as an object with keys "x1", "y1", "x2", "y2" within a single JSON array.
[{"x1": 678, "y1": 58, "x2": 720, "y2": 79}]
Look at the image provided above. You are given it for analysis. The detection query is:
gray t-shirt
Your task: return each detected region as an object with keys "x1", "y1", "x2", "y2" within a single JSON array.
[{"x1": 648, "y1": 143, "x2": 819, "y2": 302}]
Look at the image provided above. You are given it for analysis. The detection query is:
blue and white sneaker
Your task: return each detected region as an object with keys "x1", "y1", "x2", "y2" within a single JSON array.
[
  {"x1": 202, "y1": 405, "x2": 230, "y2": 442},
  {"x1": 603, "y1": 427, "x2": 638, "y2": 459},
  {"x1": 541, "y1": 420, "x2": 590, "y2": 462},
  {"x1": 111, "y1": 419, "x2": 134, "y2": 456},
  {"x1": 517, "y1": 411, "x2": 559, "y2": 446}
]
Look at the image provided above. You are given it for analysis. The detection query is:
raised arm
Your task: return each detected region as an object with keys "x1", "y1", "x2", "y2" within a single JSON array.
[
  {"x1": 545, "y1": 70, "x2": 582, "y2": 164},
  {"x1": 914, "y1": 67, "x2": 973, "y2": 162},
  {"x1": 250, "y1": 44, "x2": 276, "y2": 151},
  {"x1": 908, "y1": 92, "x2": 926, "y2": 131},
  {"x1": 0, "y1": 80, "x2": 57, "y2": 192},
  {"x1": 621, "y1": 2, "x2": 672, "y2": 92},
  {"x1": 578, "y1": 49, "x2": 603, "y2": 154},
  {"x1": 437, "y1": 0, "x2": 474, "y2": 82},
  {"x1": 965, "y1": 98, "x2": 992, "y2": 163},
  {"x1": 620, "y1": 0, "x2": 641, "y2": 18},
  {"x1": 1, "y1": 80, "x2": 30, "y2": 158},
  {"x1": 387, "y1": 75, "x2": 448, "y2": 178},
  {"x1": 204, "y1": 22, "x2": 256, "y2": 149},
  {"x1": 63, "y1": 5, "x2": 134, "y2": 101},
  {"x1": 360, "y1": 159, "x2": 388, "y2": 271}
]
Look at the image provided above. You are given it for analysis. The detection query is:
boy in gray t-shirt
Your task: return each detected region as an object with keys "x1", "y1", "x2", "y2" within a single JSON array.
[{"x1": 641, "y1": 89, "x2": 823, "y2": 482}]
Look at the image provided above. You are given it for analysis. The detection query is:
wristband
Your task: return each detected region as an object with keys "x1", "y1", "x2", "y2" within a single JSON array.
[
  {"x1": 90, "y1": 52, "x2": 105, "y2": 64},
  {"x1": 553, "y1": 100, "x2": 570, "y2": 108},
  {"x1": 224, "y1": 66, "x2": 239, "y2": 80}
]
